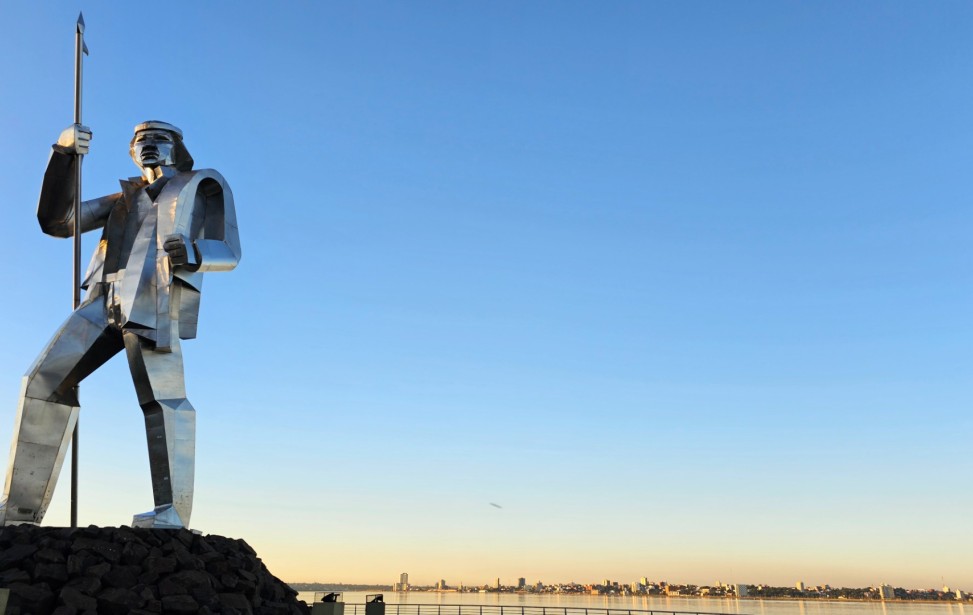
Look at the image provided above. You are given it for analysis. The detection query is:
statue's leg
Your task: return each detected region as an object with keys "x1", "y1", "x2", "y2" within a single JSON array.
[
  {"x1": 124, "y1": 330, "x2": 195, "y2": 529},
  {"x1": 1, "y1": 298, "x2": 120, "y2": 525}
]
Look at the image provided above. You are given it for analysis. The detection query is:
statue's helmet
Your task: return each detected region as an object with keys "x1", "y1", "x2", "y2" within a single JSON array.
[{"x1": 130, "y1": 120, "x2": 194, "y2": 172}]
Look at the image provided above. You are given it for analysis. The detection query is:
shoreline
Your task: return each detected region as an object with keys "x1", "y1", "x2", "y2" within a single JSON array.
[
  {"x1": 288, "y1": 589, "x2": 969, "y2": 606},
  {"x1": 734, "y1": 596, "x2": 966, "y2": 605}
]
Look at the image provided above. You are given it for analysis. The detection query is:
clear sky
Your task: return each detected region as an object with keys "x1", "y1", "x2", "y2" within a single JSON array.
[{"x1": 0, "y1": 1, "x2": 970, "y2": 591}]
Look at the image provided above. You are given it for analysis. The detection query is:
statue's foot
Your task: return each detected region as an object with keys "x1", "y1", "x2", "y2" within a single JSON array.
[
  {"x1": 0, "y1": 500, "x2": 40, "y2": 527},
  {"x1": 132, "y1": 505, "x2": 185, "y2": 529}
]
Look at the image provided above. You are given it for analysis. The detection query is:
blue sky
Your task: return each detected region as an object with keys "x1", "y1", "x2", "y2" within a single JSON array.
[{"x1": 0, "y1": 2, "x2": 970, "y2": 589}]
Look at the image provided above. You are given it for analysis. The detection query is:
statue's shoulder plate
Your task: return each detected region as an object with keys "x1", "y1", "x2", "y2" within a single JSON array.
[{"x1": 156, "y1": 169, "x2": 235, "y2": 240}]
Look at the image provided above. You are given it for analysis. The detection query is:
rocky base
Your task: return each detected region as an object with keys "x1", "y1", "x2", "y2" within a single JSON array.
[{"x1": 0, "y1": 524, "x2": 309, "y2": 615}]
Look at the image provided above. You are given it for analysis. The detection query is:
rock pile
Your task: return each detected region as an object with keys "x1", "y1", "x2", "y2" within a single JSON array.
[{"x1": 0, "y1": 524, "x2": 309, "y2": 614}]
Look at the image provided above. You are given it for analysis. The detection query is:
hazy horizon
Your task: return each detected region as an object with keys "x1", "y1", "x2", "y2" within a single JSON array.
[{"x1": 285, "y1": 579, "x2": 968, "y2": 592}]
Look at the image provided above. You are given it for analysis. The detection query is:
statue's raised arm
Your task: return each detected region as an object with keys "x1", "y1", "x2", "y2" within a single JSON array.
[{"x1": 37, "y1": 124, "x2": 122, "y2": 237}]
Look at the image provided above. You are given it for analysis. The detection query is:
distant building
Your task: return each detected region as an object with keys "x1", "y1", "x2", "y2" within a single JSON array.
[
  {"x1": 796, "y1": 582, "x2": 805, "y2": 592},
  {"x1": 400, "y1": 573, "x2": 410, "y2": 592},
  {"x1": 734, "y1": 584, "x2": 748, "y2": 598},
  {"x1": 879, "y1": 585, "x2": 895, "y2": 600},
  {"x1": 496, "y1": 578, "x2": 501, "y2": 590},
  {"x1": 437, "y1": 580, "x2": 446, "y2": 590},
  {"x1": 517, "y1": 578, "x2": 526, "y2": 590},
  {"x1": 640, "y1": 577, "x2": 649, "y2": 587}
]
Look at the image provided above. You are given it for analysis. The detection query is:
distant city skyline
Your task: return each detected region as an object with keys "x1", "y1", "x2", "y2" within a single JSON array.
[
  {"x1": 295, "y1": 575, "x2": 970, "y2": 600},
  {"x1": 312, "y1": 572, "x2": 972, "y2": 594}
]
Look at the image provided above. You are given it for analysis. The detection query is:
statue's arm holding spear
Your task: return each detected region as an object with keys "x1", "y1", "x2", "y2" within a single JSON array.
[{"x1": 37, "y1": 125, "x2": 121, "y2": 238}]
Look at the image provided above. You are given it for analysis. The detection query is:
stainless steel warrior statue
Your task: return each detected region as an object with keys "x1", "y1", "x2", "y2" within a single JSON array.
[{"x1": 0, "y1": 120, "x2": 241, "y2": 529}]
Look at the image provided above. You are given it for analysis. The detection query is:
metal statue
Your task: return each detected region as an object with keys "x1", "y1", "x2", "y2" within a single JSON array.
[{"x1": 0, "y1": 120, "x2": 241, "y2": 529}]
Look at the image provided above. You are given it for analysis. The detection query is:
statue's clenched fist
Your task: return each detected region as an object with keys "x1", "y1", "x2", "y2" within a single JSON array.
[
  {"x1": 163, "y1": 234, "x2": 197, "y2": 267},
  {"x1": 56, "y1": 123, "x2": 92, "y2": 155}
]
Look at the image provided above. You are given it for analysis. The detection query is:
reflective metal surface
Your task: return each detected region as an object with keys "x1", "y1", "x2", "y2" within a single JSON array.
[{"x1": 0, "y1": 122, "x2": 240, "y2": 528}]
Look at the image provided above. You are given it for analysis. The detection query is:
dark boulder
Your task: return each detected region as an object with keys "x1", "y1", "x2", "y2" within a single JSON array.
[
  {"x1": 96, "y1": 586, "x2": 145, "y2": 614},
  {"x1": 0, "y1": 525, "x2": 308, "y2": 614},
  {"x1": 161, "y1": 593, "x2": 200, "y2": 613},
  {"x1": 59, "y1": 586, "x2": 98, "y2": 612}
]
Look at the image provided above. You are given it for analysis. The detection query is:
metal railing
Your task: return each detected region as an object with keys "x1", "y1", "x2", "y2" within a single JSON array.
[{"x1": 339, "y1": 604, "x2": 745, "y2": 615}]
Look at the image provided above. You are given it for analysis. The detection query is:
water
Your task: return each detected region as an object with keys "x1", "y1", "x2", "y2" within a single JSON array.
[{"x1": 294, "y1": 592, "x2": 968, "y2": 615}]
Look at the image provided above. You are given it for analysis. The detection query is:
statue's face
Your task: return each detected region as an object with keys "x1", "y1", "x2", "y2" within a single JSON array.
[{"x1": 131, "y1": 129, "x2": 176, "y2": 169}]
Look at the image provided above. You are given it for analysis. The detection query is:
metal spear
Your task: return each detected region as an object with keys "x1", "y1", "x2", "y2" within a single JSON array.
[{"x1": 71, "y1": 11, "x2": 88, "y2": 529}]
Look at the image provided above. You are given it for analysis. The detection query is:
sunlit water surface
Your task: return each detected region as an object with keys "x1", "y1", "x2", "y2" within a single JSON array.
[{"x1": 294, "y1": 591, "x2": 967, "y2": 615}]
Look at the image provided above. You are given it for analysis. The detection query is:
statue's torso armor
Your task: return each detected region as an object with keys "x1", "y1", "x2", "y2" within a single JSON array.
[{"x1": 37, "y1": 150, "x2": 240, "y2": 347}]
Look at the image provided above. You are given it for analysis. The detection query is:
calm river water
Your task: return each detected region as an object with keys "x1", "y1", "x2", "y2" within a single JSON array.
[{"x1": 294, "y1": 592, "x2": 968, "y2": 615}]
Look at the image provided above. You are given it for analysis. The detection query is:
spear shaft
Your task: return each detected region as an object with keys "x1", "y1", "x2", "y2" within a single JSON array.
[{"x1": 71, "y1": 12, "x2": 87, "y2": 529}]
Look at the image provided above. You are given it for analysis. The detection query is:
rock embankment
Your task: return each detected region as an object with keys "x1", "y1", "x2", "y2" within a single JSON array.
[{"x1": 0, "y1": 524, "x2": 309, "y2": 615}]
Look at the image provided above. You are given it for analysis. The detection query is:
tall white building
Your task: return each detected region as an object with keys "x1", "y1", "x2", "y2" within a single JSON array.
[
  {"x1": 879, "y1": 585, "x2": 895, "y2": 600},
  {"x1": 400, "y1": 573, "x2": 410, "y2": 591},
  {"x1": 796, "y1": 581, "x2": 805, "y2": 592}
]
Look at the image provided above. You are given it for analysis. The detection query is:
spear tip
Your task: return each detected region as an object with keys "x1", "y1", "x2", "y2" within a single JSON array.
[{"x1": 76, "y1": 12, "x2": 85, "y2": 34}]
